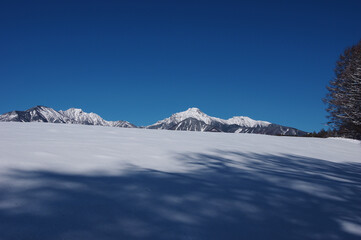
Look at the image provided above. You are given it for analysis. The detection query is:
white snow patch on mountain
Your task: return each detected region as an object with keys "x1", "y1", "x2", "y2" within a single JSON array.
[
  {"x1": 60, "y1": 108, "x2": 109, "y2": 125},
  {"x1": 226, "y1": 116, "x2": 270, "y2": 127}
]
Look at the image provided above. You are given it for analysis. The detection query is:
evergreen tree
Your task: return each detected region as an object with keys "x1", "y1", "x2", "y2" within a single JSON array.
[{"x1": 324, "y1": 40, "x2": 361, "y2": 139}]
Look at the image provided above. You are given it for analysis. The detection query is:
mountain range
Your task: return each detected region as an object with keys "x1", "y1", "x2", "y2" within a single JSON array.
[
  {"x1": 146, "y1": 107, "x2": 306, "y2": 136},
  {"x1": 0, "y1": 106, "x2": 135, "y2": 128},
  {"x1": 0, "y1": 106, "x2": 307, "y2": 136}
]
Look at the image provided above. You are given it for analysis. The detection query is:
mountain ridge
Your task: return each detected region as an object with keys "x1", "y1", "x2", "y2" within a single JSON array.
[
  {"x1": 146, "y1": 107, "x2": 307, "y2": 136},
  {"x1": 0, "y1": 106, "x2": 136, "y2": 128}
]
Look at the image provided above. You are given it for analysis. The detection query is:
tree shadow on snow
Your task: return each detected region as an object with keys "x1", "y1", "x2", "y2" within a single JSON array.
[{"x1": 0, "y1": 152, "x2": 361, "y2": 240}]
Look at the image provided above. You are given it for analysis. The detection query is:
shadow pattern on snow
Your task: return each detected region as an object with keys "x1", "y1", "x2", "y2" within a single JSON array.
[{"x1": 0, "y1": 152, "x2": 361, "y2": 240}]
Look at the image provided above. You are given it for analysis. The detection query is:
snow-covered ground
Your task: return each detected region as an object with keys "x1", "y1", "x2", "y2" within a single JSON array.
[{"x1": 0, "y1": 122, "x2": 360, "y2": 240}]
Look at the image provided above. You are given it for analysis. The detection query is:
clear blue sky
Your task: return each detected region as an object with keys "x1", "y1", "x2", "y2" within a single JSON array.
[{"x1": 1, "y1": 0, "x2": 360, "y2": 132}]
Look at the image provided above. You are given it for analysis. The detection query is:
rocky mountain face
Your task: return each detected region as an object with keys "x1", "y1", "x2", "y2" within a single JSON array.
[
  {"x1": 146, "y1": 108, "x2": 307, "y2": 136},
  {"x1": 0, "y1": 106, "x2": 136, "y2": 128}
]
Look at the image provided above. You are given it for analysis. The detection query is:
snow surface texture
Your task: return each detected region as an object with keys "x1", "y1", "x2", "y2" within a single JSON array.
[{"x1": 0, "y1": 122, "x2": 360, "y2": 240}]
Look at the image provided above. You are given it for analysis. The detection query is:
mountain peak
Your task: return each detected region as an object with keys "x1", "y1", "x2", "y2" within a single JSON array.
[
  {"x1": 175, "y1": 107, "x2": 210, "y2": 119},
  {"x1": 148, "y1": 107, "x2": 215, "y2": 127},
  {"x1": 27, "y1": 105, "x2": 50, "y2": 111},
  {"x1": 185, "y1": 107, "x2": 202, "y2": 113}
]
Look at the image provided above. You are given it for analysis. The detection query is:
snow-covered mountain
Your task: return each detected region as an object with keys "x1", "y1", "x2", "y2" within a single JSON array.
[
  {"x1": 0, "y1": 106, "x2": 306, "y2": 136},
  {"x1": 147, "y1": 107, "x2": 306, "y2": 136},
  {"x1": 109, "y1": 120, "x2": 136, "y2": 128},
  {"x1": 0, "y1": 106, "x2": 71, "y2": 123},
  {"x1": 0, "y1": 106, "x2": 136, "y2": 128},
  {"x1": 59, "y1": 108, "x2": 110, "y2": 126},
  {"x1": 147, "y1": 107, "x2": 270, "y2": 128}
]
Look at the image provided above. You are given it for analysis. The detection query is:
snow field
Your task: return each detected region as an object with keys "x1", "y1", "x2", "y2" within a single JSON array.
[{"x1": 0, "y1": 122, "x2": 360, "y2": 240}]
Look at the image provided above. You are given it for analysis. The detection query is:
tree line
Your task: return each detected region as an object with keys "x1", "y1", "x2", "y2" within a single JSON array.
[{"x1": 305, "y1": 129, "x2": 339, "y2": 138}]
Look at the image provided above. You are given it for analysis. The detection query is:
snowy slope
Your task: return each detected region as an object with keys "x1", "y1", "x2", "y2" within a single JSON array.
[
  {"x1": 226, "y1": 115, "x2": 270, "y2": 127},
  {"x1": 59, "y1": 108, "x2": 109, "y2": 125},
  {"x1": 0, "y1": 122, "x2": 360, "y2": 240},
  {"x1": 109, "y1": 120, "x2": 136, "y2": 128}
]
